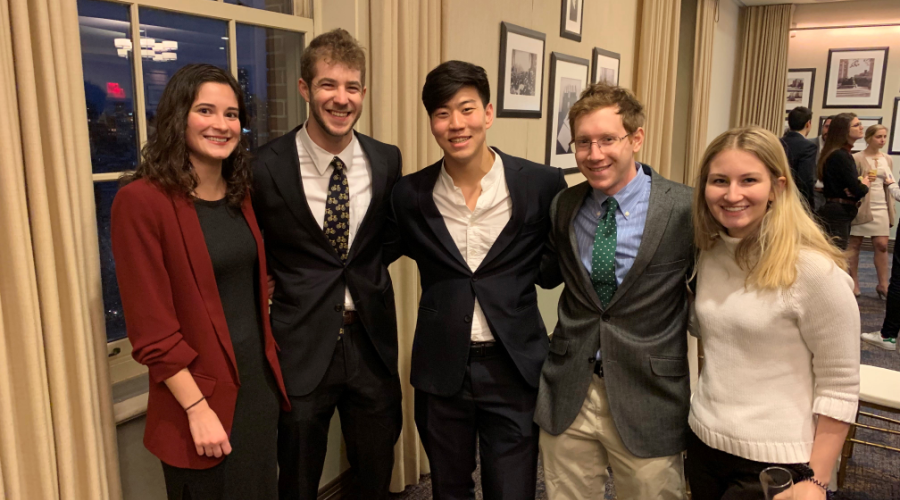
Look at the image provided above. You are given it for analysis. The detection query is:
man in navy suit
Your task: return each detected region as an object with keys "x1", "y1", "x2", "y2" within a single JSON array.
[
  {"x1": 385, "y1": 61, "x2": 567, "y2": 499},
  {"x1": 781, "y1": 106, "x2": 818, "y2": 209}
]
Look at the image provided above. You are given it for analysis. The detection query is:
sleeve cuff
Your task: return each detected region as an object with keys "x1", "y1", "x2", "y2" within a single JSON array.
[
  {"x1": 813, "y1": 396, "x2": 858, "y2": 424},
  {"x1": 146, "y1": 340, "x2": 199, "y2": 384}
]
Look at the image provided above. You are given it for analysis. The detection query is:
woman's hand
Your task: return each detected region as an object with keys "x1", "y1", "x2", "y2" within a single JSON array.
[
  {"x1": 861, "y1": 176, "x2": 872, "y2": 187},
  {"x1": 267, "y1": 274, "x2": 275, "y2": 299},
  {"x1": 785, "y1": 481, "x2": 827, "y2": 500},
  {"x1": 186, "y1": 400, "x2": 232, "y2": 457}
]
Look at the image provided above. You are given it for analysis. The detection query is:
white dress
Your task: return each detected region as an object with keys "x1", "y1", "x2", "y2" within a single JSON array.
[{"x1": 851, "y1": 154, "x2": 892, "y2": 238}]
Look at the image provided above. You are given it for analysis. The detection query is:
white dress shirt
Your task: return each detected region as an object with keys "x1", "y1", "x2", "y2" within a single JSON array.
[
  {"x1": 432, "y1": 149, "x2": 511, "y2": 342},
  {"x1": 296, "y1": 123, "x2": 372, "y2": 310}
]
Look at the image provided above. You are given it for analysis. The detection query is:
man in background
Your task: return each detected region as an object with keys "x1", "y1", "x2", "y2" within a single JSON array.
[{"x1": 781, "y1": 106, "x2": 818, "y2": 209}]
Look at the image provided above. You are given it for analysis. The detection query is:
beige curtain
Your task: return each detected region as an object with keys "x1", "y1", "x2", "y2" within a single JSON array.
[
  {"x1": 368, "y1": 0, "x2": 442, "y2": 492},
  {"x1": 733, "y1": 4, "x2": 792, "y2": 135},
  {"x1": 683, "y1": 0, "x2": 717, "y2": 186},
  {"x1": 0, "y1": 0, "x2": 120, "y2": 499},
  {"x1": 634, "y1": 0, "x2": 682, "y2": 179}
]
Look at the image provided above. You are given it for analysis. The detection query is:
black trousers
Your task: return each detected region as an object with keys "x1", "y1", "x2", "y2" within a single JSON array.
[
  {"x1": 881, "y1": 247, "x2": 900, "y2": 339},
  {"x1": 686, "y1": 431, "x2": 805, "y2": 500},
  {"x1": 277, "y1": 322, "x2": 402, "y2": 500},
  {"x1": 816, "y1": 201, "x2": 858, "y2": 250},
  {"x1": 414, "y1": 344, "x2": 539, "y2": 500}
]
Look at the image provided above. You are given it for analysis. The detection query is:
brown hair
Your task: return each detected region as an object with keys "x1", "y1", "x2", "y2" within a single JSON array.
[
  {"x1": 865, "y1": 123, "x2": 888, "y2": 142},
  {"x1": 120, "y1": 64, "x2": 251, "y2": 207},
  {"x1": 300, "y1": 28, "x2": 367, "y2": 86},
  {"x1": 817, "y1": 112, "x2": 857, "y2": 181},
  {"x1": 567, "y1": 83, "x2": 645, "y2": 137}
]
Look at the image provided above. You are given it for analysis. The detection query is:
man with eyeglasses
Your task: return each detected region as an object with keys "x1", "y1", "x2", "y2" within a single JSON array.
[{"x1": 534, "y1": 83, "x2": 693, "y2": 499}]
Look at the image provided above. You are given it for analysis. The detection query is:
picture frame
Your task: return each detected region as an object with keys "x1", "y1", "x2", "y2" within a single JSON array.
[
  {"x1": 851, "y1": 117, "x2": 882, "y2": 152},
  {"x1": 786, "y1": 68, "x2": 815, "y2": 112},
  {"x1": 546, "y1": 52, "x2": 589, "y2": 172},
  {"x1": 822, "y1": 47, "x2": 889, "y2": 109},
  {"x1": 559, "y1": 0, "x2": 583, "y2": 42},
  {"x1": 591, "y1": 48, "x2": 620, "y2": 86},
  {"x1": 497, "y1": 22, "x2": 546, "y2": 118},
  {"x1": 890, "y1": 98, "x2": 900, "y2": 155}
]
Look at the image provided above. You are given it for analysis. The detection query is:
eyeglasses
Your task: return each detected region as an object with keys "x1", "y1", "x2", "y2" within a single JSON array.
[{"x1": 572, "y1": 134, "x2": 631, "y2": 152}]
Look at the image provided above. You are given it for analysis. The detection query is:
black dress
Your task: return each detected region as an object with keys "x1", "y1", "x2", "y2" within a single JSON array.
[
  {"x1": 162, "y1": 198, "x2": 280, "y2": 500},
  {"x1": 817, "y1": 147, "x2": 868, "y2": 249}
]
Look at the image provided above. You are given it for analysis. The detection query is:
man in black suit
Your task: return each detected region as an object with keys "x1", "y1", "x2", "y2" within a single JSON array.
[
  {"x1": 782, "y1": 106, "x2": 818, "y2": 209},
  {"x1": 252, "y1": 29, "x2": 402, "y2": 499},
  {"x1": 386, "y1": 61, "x2": 567, "y2": 499}
]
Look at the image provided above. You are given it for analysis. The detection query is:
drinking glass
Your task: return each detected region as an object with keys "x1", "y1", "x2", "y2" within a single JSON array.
[{"x1": 760, "y1": 466, "x2": 794, "y2": 500}]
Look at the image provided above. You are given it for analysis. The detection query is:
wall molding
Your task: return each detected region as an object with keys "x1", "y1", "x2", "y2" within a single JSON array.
[{"x1": 318, "y1": 470, "x2": 355, "y2": 500}]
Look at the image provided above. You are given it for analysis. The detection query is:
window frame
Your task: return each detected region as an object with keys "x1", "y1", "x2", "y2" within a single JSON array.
[{"x1": 83, "y1": 0, "x2": 313, "y2": 397}]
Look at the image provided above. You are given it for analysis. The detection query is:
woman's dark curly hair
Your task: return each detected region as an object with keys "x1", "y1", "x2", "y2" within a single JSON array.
[{"x1": 121, "y1": 64, "x2": 251, "y2": 207}]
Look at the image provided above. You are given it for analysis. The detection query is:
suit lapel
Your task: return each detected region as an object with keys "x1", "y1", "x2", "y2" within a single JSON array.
[
  {"x1": 171, "y1": 196, "x2": 239, "y2": 377},
  {"x1": 347, "y1": 132, "x2": 387, "y2": 264},
  {"x1": 564, "y1": 183, "x2": 605, "y2": 312},
  {"x1": 477, "y1": 150, "x2": 524, "y2": 272},
  {"x1": 419, "y1": 162, "x2": 470, "y2": 270},
  {"x1": 264, "y1": 124, "x2": 342, "y2": 263},
  {"x1": 605, "y1": 168, "x2": 674, "y2": 310}
]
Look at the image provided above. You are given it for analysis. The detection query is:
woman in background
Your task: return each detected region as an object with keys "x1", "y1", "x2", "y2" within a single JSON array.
[
  {"x1": 816, "y1": 112, "x2": 869, "y2": 250},
  {"x1": 111, "y1": 63, "x2": 288, "y2": 500},
  {"x1": 848, "y1": 124, "x2": 894, "y2": 299},
  {"x1": 687, "y1": 126, "x2": 860, "y2": 500}
]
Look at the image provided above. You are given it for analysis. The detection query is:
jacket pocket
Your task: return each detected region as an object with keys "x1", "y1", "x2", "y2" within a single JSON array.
[
  {"x1": 649, "y1": 356, "x2": 688, "y2": 377},
  {"x1": 192, "y1": 372, "x2": 218, "y2": 398},
  {"x1": 270, "y1": 300, "x2": 301, "y2": 325},
  {"x1": 548, "y1": 336, "x2": 568, "y2": 356},
  {"x1": 646, "y1": 259, "x2": 687, "y2": 276}
]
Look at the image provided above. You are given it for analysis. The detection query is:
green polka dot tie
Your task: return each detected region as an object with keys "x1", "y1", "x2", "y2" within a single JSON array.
[
  {"x1": 323, "y1": 156, "x2": 350, "y2": 262},
  {"x1": 591, "y1": 197, "x2": 618, "y2": 307}
]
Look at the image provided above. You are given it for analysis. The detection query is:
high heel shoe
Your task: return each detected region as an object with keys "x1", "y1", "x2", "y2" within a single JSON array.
[{"x1": 876, "y1": 286, "x2": 887, "y2": 301}]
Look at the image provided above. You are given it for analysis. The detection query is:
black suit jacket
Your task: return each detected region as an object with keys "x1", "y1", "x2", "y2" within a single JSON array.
[
  {"x1": 781, "y1": 131, "x2": 818, "y2": 208},
  {"x1": 253, "y1": 125, "x2": 402, "y2": 396},
  {"x1": 386, "y1": 149, "x2": 567, "y2": 396}
]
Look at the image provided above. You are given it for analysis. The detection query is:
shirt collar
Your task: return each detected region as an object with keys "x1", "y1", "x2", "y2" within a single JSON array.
[
  {"x1": 590, "y1": 162, "x2": 647, "y2": 220},
  {"x1": 439, "y1": 147, "x2": 504, "y2": 192},
  {"x1": 298, "y1": 121, "x2": 357, "y2": 176}
]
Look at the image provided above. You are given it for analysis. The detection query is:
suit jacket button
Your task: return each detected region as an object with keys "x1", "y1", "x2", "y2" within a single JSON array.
[
  {"x1": 472, "y1": 276, "x2": 478, "y2": 282},
  {"x1": 602, "y1": 314, "x2": 610, "y2": 322},
  {"x1": 464, "y1": 315, "x2": 472, "y2": 323},
  {"x1": 334, "y1": 305, "x2": 343, "y2": 312},
  {"x1": 588, "y1": 356, "x2": 596, "y2": 363}
]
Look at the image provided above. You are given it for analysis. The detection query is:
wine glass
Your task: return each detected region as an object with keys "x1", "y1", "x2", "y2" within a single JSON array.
[{"x1": 760, "y1": 466, "x2": 794, "y2": 500}]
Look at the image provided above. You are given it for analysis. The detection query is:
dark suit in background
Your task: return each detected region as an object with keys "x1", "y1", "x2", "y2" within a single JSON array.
[
  {"x1": 253, "y1": 125, "x2": 403, "y2": 499},
  {"x1": 781, "y1": 130, "x2": 818, "y2": 209},
  {"x1": 386, "y1": 149, "x2": 566, "y2": 499}
]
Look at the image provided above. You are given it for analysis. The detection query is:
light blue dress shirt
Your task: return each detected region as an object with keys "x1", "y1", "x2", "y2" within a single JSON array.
[{"x1": 574, "y1": 162, "x2": 652, "y2": 287}]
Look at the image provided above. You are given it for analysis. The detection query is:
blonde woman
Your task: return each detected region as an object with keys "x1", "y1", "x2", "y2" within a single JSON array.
[
  {"x1": 848, "y1": 124, "x2": 894, "y2": 299},
  {"x1": 687, "y1": 126, "x2": 860, "y2": 500}
]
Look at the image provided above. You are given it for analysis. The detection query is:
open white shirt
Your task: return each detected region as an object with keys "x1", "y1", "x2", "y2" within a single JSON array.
[
  {"x1": 432, "y1": 149, "x2": 511, "y2": 342},
  {"x1": 296, "y1": 123, "x2": 372, "y2": 310}
]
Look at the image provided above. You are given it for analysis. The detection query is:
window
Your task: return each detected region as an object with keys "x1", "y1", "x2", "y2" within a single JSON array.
[{"x1": 76, "y1": 0, "x2": 310, "y2": 383}]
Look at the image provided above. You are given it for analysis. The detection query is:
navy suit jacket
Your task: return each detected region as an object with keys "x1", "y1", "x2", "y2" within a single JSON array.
[{"x1": 385, "y1": 149, "x2": 567, "y2": 396}]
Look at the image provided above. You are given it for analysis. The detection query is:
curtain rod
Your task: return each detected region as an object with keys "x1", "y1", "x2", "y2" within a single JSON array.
[{"x1": 791, "y1": 22, "x2": 900, "y2": 31}]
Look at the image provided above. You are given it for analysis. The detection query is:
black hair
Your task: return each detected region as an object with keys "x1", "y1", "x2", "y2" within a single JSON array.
[
  {"x1": 787, "y1": 106, "x2": 813, "y2": 132},
  {"x1": 421, "y1": 61, "x2": 491, "y2": 116}
]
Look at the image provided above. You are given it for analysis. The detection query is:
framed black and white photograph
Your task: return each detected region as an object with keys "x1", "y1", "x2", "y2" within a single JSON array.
[
  {"x1": 889, "y1": 98, "x2": 900, "y2": 155},
  {"x1": 546, "y1": 52, "x2": 589, "y2": 171},
  {"x1": 560, "y1": 0, "x2": 583, "y2": 42},
  {"x1": 823, "y1": 47, "x2": 889, "y2": 108},
  {"x1": 786, "y1": 68, "x2": 815, "y2": 112},
  {"x1": 497, "y1": 22, "x2": 546, "y2": 118},
  {"x1": 851, "y1": 117, "x2": 882, "y2": 152},
  {"x1": 591, "y1": 48, "x2": 620, "y2": 86}
]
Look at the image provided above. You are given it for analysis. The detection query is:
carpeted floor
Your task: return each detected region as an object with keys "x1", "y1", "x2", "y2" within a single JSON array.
[{"x1": 391, "y1": 251, "x2": 899, "y2": 500}]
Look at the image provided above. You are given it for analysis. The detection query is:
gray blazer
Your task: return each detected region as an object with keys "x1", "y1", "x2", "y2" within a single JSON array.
[{"x1": 534, "y1": 164, "x2": 693, "y2": 458}]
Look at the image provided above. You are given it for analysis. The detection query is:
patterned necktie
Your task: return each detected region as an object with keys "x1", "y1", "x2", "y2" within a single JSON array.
[
  {"x1": 591, "y1": 197, "x2": 618, "y2": 307},
  {"x1": 323, "y1": 156, "x2": 350, "y2": 262}
]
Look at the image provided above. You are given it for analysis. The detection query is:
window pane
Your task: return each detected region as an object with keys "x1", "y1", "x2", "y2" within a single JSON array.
[
  {"x1": 237, "y1": 24, "x2": 305, "y2": 150},
  {"x1": 77, "y1": 0, "x2": 139, "y2": 174},
  {"x1": 139, "y1": 7, "x2": 229, "y2": 136},
  {"x1": 94, "y1": 181, "x2": 127, "y2": 342},
  {"x1": 224, "y1": 0, "x2": 292, "y2": 15}
]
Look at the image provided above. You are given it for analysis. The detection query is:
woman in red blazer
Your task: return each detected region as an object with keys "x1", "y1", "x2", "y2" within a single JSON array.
[{"x1": 111, "y1": 64, "x2": 289, "y2": 500}]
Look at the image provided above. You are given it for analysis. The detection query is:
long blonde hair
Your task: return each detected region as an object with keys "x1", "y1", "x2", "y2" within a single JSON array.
[{"x1": 692, "y1": 126, "x2": 846, "y2": 289}]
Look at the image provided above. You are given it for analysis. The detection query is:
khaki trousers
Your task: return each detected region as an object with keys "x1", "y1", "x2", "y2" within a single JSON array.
[{"x1": 539, "y1": 375, "x2": 685, "y2": 500}]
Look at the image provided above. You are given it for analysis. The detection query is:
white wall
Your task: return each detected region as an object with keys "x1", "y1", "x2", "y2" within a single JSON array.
[{"x1": 706, "y1": 0, "x2": 742, "y2": 145}]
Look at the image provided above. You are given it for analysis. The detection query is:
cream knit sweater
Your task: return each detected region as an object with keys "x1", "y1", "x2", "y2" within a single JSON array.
[{"x1": 689, "y1": 234, "x2": 860, "y2": 464}]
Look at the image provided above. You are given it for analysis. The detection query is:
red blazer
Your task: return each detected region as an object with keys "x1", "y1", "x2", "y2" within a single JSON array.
[{"x1": 111, "y1": 179, "x2": 289, "y2": 469}]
